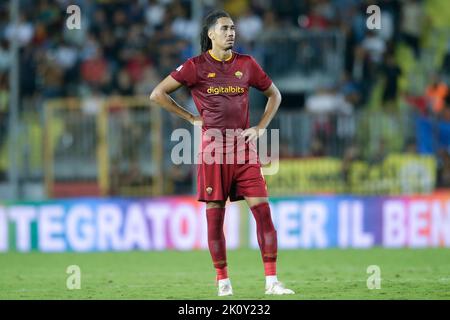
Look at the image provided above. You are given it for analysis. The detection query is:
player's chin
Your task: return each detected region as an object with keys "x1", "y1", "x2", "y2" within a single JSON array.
[{"x1": 225, "y1": 44, "x2": 234, "y2": 50}]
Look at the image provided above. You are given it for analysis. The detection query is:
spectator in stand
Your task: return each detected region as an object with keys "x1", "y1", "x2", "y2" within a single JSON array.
[
  {"x1": 353, "y1": 30, "x2": 386, "y2": 104},
  {"x1": 306, "y1": 84, "x2": 353, "y2": 116},
  {"x1": 113, "y1": 67, "x2": 133, "y2": 96},
  {"x1": 425, "y1": 74, "x2": 449, "y2": 115},
  {"x1": 37, "y1": 54, "x2": 64, "y2": 99},
  {"x1": 298, "y1": 1, "x2": 331, "y2": 31},
  {"x1": 4, "y1": 13, "x2": 34, "y2": 47},
  {"x1": 339, "y1": 71, "x2": 361, "y2": 108},
  {"x1": 81, "y1": 47, "x2": 110, "y2": 92},
  {"x1": 378, "y1": 1, "x2": 395, "y2": 43},
  {"x1": 381, "y1": 52, "x2": 402, "y2": 111},
  {"x1": 306, "y1": 84, "x2": 354, "y2": 155},
  {"x1": 400, "y1": 0, "x2": 425, "y2": 58},
  {"x1": 361, "y1": 30, "x2": 386, "y2": 65},
  {"x1": 236, "y1": 7, "x2": 263, "y2": 49},
  {"x1": 349, "y1": 1, "x2": 367, "y2": 43},
  {"x1": 144, "y1": 0, "x2": 167, "y2": 37},
  {"x1": 126, "y1": 50, "x2": 153, "y2": 84},
  {"x1": 271, "y1": 0, "x2": 305, "y2": 27},
  {"x1": 0, "y1": 40, "x2": 10, "y2": 72},
  {"x1": 90, "y1": 7, "x2": 108, "y2": 37},
  {"x1": 171, "y1": 2, "x2": 199, "y2": 41},
  {"x1": 134, "y1": 64, "x2": 161, "y2": 96}
]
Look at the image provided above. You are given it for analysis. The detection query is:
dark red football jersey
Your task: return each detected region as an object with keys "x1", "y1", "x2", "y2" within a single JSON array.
[{"x1": 170, "y1": 50, "x2": 272, "y2": 153}]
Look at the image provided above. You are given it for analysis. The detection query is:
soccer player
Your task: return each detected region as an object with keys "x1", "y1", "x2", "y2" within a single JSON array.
[{"x1": 150, "y1": 10, "x2": 294, "y2": 296}]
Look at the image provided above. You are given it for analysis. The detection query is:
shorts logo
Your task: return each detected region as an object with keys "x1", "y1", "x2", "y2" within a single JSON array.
[
  {"x1": 207, "y1": 72, "x2": 216, "y2": 78},
  {"x1": 235, "y1": 70, "x2": 243, "y2": 79},
  {"x1": 176, "y1": 65, "x2": 183, "y2": 71},
  {"x1": 206, "y1": 186, "x2": 213, "y2": 194}
]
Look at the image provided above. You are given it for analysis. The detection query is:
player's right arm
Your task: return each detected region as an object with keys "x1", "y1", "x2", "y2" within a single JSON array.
[{"x1": 149, "y1": 75, "x2": 202, "y2": 125}]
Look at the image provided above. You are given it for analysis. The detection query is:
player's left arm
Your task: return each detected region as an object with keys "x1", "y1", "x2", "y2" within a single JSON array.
[{"x1": 242, "y1": 83, "x2": 281, "y2": 142}]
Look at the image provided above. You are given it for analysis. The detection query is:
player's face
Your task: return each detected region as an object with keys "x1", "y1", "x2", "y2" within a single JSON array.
[{"x1": 210, "y1": 17, "x2": 235, "y2": 50}]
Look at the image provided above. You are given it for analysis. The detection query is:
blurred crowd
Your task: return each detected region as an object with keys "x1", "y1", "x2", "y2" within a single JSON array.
[
  {"x1": 0, "y1": 0, "x2": 442, "y2": 107},
  {"x1": 0, "y1": 0, "x2": 449, "y2": 191}
]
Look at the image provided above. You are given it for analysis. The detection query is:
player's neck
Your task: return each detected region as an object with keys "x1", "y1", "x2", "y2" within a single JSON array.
[{"x1": 209, "y1": 48, "x2": 232, "y2": 62}]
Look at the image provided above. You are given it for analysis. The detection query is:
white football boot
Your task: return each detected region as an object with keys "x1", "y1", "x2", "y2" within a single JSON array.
[
  {"x1": 265, "y1": 282, "x2": 295, "y2": 295},
  {"x1": 217, "y1": 278, "x2": 233, "y2": 296}
]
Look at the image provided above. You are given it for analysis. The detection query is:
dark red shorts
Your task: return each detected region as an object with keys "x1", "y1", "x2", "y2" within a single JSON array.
[{"x1": 196, "y1": 152, "x2": 268, "y2": 202}]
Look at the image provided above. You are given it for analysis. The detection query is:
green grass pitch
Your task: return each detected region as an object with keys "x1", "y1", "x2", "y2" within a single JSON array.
[{"x1": 1, "y1": 248, "x2": 449, "y2": 299}]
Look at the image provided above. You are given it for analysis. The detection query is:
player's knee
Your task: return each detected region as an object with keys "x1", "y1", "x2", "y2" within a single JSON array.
[
  {"x1": 254, "y1": 207, "x2": 275, "y2": 229},
  {"x1": 246, "y1": 197, "x2": 268, "y2": 208},
  {"x1": 206, "y1": 201, "x2": 226, "y2": 209}
]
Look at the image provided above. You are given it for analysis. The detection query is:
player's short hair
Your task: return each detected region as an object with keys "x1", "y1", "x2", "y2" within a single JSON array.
[{"x1": 200, "y1": 10, "x2": 231, "y2": 52}]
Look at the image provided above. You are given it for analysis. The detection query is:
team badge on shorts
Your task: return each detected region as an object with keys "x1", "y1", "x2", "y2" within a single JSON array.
[
  {"x1": 235, "y1": 71, "x2": 243, "y2": 79},
  {"x1": 206, "y1": 186, "x2": 213, "y2": 194}
]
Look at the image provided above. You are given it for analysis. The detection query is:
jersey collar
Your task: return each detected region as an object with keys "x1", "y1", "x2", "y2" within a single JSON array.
[{"x1": 207, "y1": 50, "x2": 234, "y2": 63}]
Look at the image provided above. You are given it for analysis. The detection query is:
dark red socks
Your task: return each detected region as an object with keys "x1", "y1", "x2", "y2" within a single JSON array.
[
  {"x1": 250, "y1": 202, "x2": 278, "y2": 276},
  {"x1": 206, "y1": 207, "x2": 228, "y2": 280},
  {"x1": 207, "y1": 203, "x2": 278, "y2": 280}
]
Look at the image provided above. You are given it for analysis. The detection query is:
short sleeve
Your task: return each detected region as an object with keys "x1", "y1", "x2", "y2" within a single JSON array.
[
  {"x1": 248, "y1": 57, "x2": 272, "y2": 91},
  {"x1": 170, "y1": 59, "x2": 197, "y2": 87}
]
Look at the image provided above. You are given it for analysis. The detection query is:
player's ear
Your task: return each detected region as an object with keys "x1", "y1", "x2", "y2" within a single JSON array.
[{"x1": 208, "y1": 28, "x2": 215, "y2": 41}]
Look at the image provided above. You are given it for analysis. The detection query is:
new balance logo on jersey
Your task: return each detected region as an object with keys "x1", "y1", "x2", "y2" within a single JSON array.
[{"x1": 207, "y1": 86, "x2": 245, "y2": 95}]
